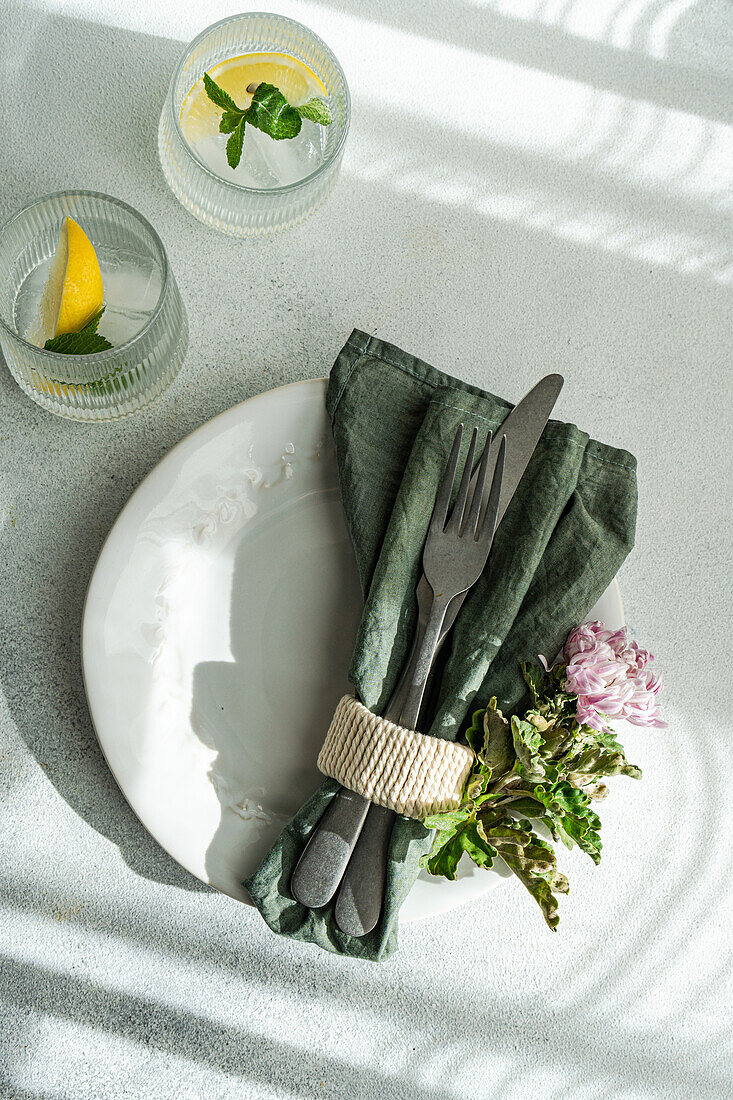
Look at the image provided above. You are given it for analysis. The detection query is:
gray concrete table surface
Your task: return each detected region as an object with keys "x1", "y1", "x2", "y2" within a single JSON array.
[{"x1": 1, "y1": 1, "x2": 731, "y2": 1097}]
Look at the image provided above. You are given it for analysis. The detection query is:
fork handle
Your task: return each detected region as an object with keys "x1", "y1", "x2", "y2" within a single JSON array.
[
  {"x1": 378, "y1": 576, "x2": 440, "y2": 723},
  {"x1": 399, "y1": 593, "x2": 451, "y2": 731}
]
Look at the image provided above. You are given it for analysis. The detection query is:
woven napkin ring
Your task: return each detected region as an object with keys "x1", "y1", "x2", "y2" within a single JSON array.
[{"x1": 317, "y1": 694, "x2": 474, "y2": 820}]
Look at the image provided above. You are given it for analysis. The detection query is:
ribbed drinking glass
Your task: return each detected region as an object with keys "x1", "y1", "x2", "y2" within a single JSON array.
[
  {"x1": 0, "y1": 191, "x2": 188, "y2": 421},
  {"x1": 158, "y1": 12, "x2": 350, "y2": 237}
]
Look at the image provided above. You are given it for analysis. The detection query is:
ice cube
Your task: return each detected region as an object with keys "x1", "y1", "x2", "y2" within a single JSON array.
[
  {"x1": 191, "y1": 120, "x2": 325, "y2": 189},
  {"x1": 242, "y1": 123, "x2": 323, "y2": 186},
  {"x1": 103, "y1": 258, "x2": 162, "y2": 314}
]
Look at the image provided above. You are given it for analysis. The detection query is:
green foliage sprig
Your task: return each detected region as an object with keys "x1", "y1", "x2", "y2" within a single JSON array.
[
  {"x1": 202, "y1": 73, "x2": 332, "y2": 169},
  {"x1": 420, "y1": 661, "x2": 641, "y2": 929}
]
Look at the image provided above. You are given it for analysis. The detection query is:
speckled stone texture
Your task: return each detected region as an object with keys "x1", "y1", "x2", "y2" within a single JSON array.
[{"x1": 0, "y1": 1, "x2": 731, "y2": 1097}]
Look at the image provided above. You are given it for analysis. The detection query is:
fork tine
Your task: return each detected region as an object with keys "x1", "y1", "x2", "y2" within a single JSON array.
[
  {"x1": 466, "y1": 430, "x2": 493, "y2": 539},
  {"x1": 429, "y1": 424, "x2": 463, "y2": 535},
  {"x1": 446, "y1": 426, "x2": 478, "y2": 534},
  {"x1": 480, "y1": 434, "x2": 506, "y2": 543}
]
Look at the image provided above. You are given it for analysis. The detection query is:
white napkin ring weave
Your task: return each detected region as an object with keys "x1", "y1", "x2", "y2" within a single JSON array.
[{"x1": 317, "y1": 694, "x2": 474, "y2": 820}]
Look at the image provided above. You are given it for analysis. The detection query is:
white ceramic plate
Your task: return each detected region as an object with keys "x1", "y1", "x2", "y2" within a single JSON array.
[{"x1": 83, "y1": 378, "x2": 624, "y2": 922}]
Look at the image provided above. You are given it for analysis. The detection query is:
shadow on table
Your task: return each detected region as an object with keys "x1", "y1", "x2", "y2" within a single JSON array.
[
  {"x1": 0, "y1": 10, "x2": 214, "y2": 894},
  {"x1": 0, "y1": 4, "x2": 730, "y2": 1099},
  {"x1": 310, "y1": 0, "x2": 733, "y2": 122},
  {"x1": 0, "y1": 821, "x2": 730, "y2": 1100},
  {"x1": 0, "y1": 0, "x2": 197, "y2": 887},
  {"x1": 0, "y1": 3, "x2": 183, "y2": 221},
  {"x1": 0, "y1": 363, "x2": 214, "y2": 892}
]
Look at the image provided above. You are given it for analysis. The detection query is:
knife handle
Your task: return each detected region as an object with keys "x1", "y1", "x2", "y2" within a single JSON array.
[{"x1": 333, "y1": 802, "x2": 394, "y2": 937}]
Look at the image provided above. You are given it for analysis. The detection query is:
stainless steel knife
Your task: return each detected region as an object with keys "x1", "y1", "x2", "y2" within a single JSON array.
[{"x1": 290, "y1": 374, "x2": 564, "y2": 920}]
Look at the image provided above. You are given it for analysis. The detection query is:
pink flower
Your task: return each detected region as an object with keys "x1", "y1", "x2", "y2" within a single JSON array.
[{"x1": 561, "y1": 621, "x2": 666, "y2": 731}]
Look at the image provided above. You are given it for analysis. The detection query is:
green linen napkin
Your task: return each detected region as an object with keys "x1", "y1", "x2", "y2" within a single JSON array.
[{"x1": 244, "y1": 330, "x2": 637, "y2": 960}]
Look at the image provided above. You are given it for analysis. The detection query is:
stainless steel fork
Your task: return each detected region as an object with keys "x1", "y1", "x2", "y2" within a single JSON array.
[
  {"x1": 396, "y1": 426, "x2": 504, "y2": 723},
  {"x1": 332, "y1": 429, "x2": 506, "y2": 935}
]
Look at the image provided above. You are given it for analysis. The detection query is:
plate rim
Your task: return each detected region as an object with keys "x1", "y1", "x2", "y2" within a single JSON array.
[{"x1": 82, "y1": 376, "x2": 329, "y2": 630}]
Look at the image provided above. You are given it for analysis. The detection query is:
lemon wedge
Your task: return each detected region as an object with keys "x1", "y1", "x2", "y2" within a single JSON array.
[
  {"x1": 30, "y1": 216, "x2": 104, "y2": 347},
  {"x1": 180, "y1": 52, "x2": 327, "y2": 144}
]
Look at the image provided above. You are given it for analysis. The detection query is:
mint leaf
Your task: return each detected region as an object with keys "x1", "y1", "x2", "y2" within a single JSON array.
[
  {"x1": 81, "y1": 308, "x2": 103, "y2": 334},
  {"x1": 43, "y1": 308, "x2": 112, "y2": 355},
  {"x1": 200, "y1": 74, "x2": 331, "y2": 173},
  {"x1": 43, "y1": 330, "x2": 112, "y2": 354},
  {"x1": 226, "y1": 117, "x2": 246, "y2": 168},
  {"x1": 203, "y1": 72, "x2": 240, "y2": 113},
  {"x1": 245, "y1": 82, "x2": 302, "y2": 140},
  {"x1": 219, "y1": 110, "x2": 242, "y2": 134},
  {"x1": 295, "y1": 97, "x2": 332, "y2": 125}
]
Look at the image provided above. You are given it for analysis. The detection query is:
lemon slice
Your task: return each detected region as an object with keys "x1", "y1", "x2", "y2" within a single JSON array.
[
  {"x1": 180, "y1": 52, "x2": 327, "y2": 144},
  {"x1": 30, "y1": 216, "x2": 104, "y2": 346}
]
